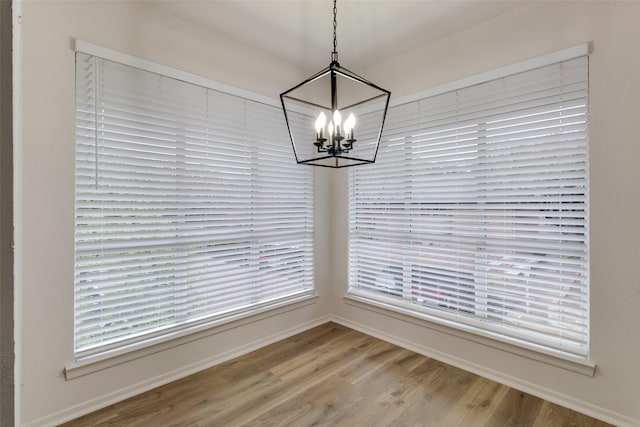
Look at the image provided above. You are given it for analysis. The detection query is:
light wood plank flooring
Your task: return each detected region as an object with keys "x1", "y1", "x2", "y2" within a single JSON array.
[{"x1": 62, "y1": 322, "x2": 612, "y2": 426}]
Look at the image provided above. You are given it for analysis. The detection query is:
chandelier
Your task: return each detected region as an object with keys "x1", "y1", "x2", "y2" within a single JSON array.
[{"x1": 280, "y1": 0, "x2": 391, "y2": 168}]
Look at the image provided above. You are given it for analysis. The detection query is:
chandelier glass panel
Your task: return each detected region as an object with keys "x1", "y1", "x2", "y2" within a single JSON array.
[{"x1": 280, "y1": 0, "x2": 391, "y2": 168}]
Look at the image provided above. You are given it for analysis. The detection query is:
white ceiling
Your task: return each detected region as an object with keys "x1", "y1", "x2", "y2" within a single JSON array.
[{"x1": 154, "y1": 0, "x2": 530, "y2": 73}]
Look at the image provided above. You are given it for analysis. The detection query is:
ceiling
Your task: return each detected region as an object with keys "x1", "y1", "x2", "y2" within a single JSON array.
[{"x1": 154, "y1": 0, "x2": 530, "y2": 73}]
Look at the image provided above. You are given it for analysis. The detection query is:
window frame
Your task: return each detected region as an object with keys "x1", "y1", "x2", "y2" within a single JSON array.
[
  {"x1": 347, "y1": 44, "x2": 593, "y2": 372},
  {"x1": 71, "y1": 40, "x2": 315, "y2": 365}
]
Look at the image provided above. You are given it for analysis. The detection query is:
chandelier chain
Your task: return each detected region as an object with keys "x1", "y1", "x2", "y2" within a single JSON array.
[{"x1": 332, "y1": 0, "x2": 338, "y2": 57}]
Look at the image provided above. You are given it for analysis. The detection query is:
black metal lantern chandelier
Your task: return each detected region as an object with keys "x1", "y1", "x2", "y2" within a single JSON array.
[{"x1": 280, "y1": 0, "x2": 391, "y2": 168}]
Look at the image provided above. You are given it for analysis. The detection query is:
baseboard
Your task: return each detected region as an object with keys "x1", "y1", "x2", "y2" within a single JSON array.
[
  {"x1": 23, "y1": 313, "x2": 638, "y2": 427},
  {"x1": 24, "y1": 315, "x2": 332, "y2": 427},
  {"x1": 331, "y1": 315, "x2": 638, "y2": 427}
]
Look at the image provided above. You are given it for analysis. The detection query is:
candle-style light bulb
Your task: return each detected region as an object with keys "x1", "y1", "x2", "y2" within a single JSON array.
[
  {"x1": 333, "y1": 110, "x2": 342, "y2": 138},
  {"x1": 328, "y1": 121, "x2": 334, "y2": 144},
  {"x1": 315, "y1": 112, "x2": 326, "y2": 132},
  {"x1": 315, "y1": 111, "x2": 326, "y2": 140},
  {"x1": 344, "y1": 113, "x2": 356, "y2": 140},
  {"x1": 333, "y1": 110, "x2": 342, "y2": 126}
]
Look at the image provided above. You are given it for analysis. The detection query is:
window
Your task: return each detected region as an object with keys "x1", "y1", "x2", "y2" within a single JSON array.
[
  {"x1": 348, "y1": 55, "x2": 589, "y2": 359},
  {"x1": 74, "y1": 51, "x2": 314, "y2": 358}
]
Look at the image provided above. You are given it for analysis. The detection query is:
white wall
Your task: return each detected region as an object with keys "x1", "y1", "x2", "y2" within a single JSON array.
[
  {"x1": 331, "y1": 2, "x2": 640, "y2": 426},
  {"x1": 15, "y1": 1, "x2": 332, "y2": 425},
  {"x1": 16, "y1": 0, "x2": 640, "y2": 426}
]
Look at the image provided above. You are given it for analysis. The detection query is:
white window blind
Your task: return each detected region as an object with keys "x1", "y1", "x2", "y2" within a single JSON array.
[
  {"x1": 74, "y1": 52, "x2": 314, "y2": 358},
  {"x1": 349, "y1": 56, "x2": 589, "y2": 359}
]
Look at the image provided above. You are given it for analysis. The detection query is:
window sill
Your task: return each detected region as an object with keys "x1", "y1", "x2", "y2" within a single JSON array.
[
  {"x1": 65, "y1": 293, "x2": 318, "y2": 380},
  {"x1": 343, "y1": 293, "x2": 595, "y2": 377}
]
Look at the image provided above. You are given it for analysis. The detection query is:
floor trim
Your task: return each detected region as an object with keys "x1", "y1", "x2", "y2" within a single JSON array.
[
  {"x1": 331, "y1": 315, "x2": 638, "y2": 427},
  {"x1": 24, "y1": 315, "x2": 331, "y2": 427},
  {"x1": 28, "y1": 315, "x2": 638, "y2": 427}
]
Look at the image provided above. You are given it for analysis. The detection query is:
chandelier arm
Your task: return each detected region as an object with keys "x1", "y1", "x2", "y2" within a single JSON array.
[
  {"x1": 340, "y1": 93, "x2": 389, "y2": 111},
  {"x1": 281, "y1": 95, "x2": 329, "y2": 111},
  {"x1": 298, "y1": 158, "x2": 374, "y2": 168},
  {"x1": 331, "y1": 70, "x2": 337, "y2": 149},
  {"x1": 333, "y1": 65, "x2": 392, "y2": 95},
  {"x1": 280, "y1": 65, "x2": 332, "y2": 96}
]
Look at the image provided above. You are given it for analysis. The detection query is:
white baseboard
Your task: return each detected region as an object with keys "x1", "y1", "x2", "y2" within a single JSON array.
[
  {"x1": 24, "y1": 315, "x2": 332, "y2": 427},
  {"x1": 331, "y1": 315, "x2": 638, "y2": 427},
  {"x1": 23, "y1": 314, "x2": 638, "y2": 427}
]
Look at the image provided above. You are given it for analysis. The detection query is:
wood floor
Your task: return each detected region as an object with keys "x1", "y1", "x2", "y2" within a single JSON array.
[{"x1": 62, "y1": 322, "x2": 612, "y2": 427}]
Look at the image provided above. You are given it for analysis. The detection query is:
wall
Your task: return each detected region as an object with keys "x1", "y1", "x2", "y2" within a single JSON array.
[
  {"x1": 15, "y1": 1, "x2": 332, "y2": 425},
  {"x1": 17, "y1": 1, "x2": 640, "y2": 426},
  {"x1": 331, "y1": 2, "x2": 640, "y2": 426},
  {"x1": 1, "y1": 0, "x2": 15, "y2": 425}
]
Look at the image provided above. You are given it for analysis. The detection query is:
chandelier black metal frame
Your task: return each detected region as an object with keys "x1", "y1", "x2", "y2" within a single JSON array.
[{"x1": 280, "y1": 0, "x2": 391, "y2": 168}]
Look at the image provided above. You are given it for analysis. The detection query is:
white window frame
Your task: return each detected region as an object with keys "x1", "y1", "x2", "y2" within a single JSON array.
[
  {"x1": 347, "y1": 44, "x2": 593, "y2": 374},
  {"x1": 69, "y1": 40, "x2": 315, "y2": 373}
]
